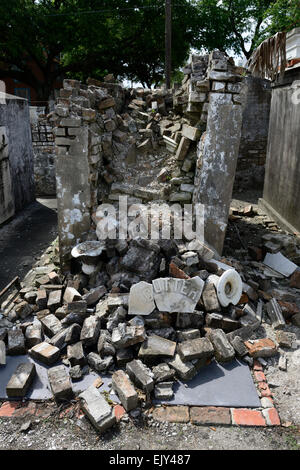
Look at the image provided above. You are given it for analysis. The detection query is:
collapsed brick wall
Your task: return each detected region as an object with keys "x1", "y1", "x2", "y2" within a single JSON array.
[{"x1": 52, "y1": 50, "x2": 270, "y2": 266}]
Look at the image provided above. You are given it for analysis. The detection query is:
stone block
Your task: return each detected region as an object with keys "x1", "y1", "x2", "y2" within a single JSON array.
[
  {"x1": 201, "y1": 281, "x2": 221, "y2": 312},
  {"x1": 126, "y1": 359, "x2": 154, "y2": 393},
  {"x1": 111, "y1": 324, "x2": 146, "y2": 349},
  {"x1": 80, "y1": 315, "x2": 101, "y2": 346},
  {"x1": 36, "y1": 289, "x2": 48, "y2": 310},
  {"x1": 152, "y1": 363, "x2": 176, "y2": 383},
  {"x1": 177, "y1": 337, "x2": 214, "y2": 362},
  {"x1": 6, "y1": 363, "x2": 36, "y2": 397},
  {"x1": 7, "y1": 329, "x2": 26, "y2": 355},
  {"x1": 25, "y1": 324, "x2": 43, "y2": 348},
  {"x1": 47, "y1": 290, "x2": 62, "y2": 312},
  {"x1": 29, "y1": 342, "x2": 60, "y2": 365},
  {"x1": 41, "y1": 314, "x2": 62, "y2": 338},
  {"x1": 208, "y1": 329, "x2": 235, "y2": 362},
  {"x1": 138, "y1": 335, "x2": 176, "y2": 360},
  {"x1": 79, "y1": 385, "x2": 116, "y2": 433},
  {"x1": 15, "y1": 301, "x2": 33, "y2": 320},
  {"x1": 175, "y1": 136, "x2": 191, "y2": 161},
  {"x1": 87, "y1": 352, "x2": 114, "y2": 373},
  {"x1": 154, "y1": 382, "x2": 174, "y2": 400},
  {"x1": 63, "y1": 287, "x2": 82, "y2": 304},
  {"x1": 48, "y1": 365, "x2": 73, "y2": 402},
  {"x1": 112, "y1": 370, "x2": 139, "y2": 411},
  {"x1": 182, "y1": 124, "x2": 201, "y2": 141},
  {"x1": 67, "y1": 341, "x2": 86, "y2": 367}
]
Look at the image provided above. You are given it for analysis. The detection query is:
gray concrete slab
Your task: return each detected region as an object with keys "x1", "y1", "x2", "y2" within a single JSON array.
[{"x1": 154, "y1": 359, "x2": 261, "y2": 408}]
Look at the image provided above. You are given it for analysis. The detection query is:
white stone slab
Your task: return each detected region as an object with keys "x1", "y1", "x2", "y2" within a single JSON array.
[
  {"x1": 263, "y1": 252, "x2": 298, "y2": 277},
  {"x1": 128, "y1": 281, "x2": 156, "y2": 316},
  {"x1": 152, "y1": 276, "x2": 204, "y2": 313}
]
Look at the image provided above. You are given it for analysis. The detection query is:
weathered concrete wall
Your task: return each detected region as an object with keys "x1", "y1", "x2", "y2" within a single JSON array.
[
  {"x1": 193, "y1": 51, "x2": 246, "y2": 255},
  {"x1": 0, "y1": 125, "x2": 15, "y2": 224},
  {"x1": 235, "y1": 76, "x2": 271, "y2": 190},
  {"x1": 259, "y1": 69, "x2": 300, "y2": 234},
  {"x1": 0, "y1": 95, "x2": 35, "y2": 215}
]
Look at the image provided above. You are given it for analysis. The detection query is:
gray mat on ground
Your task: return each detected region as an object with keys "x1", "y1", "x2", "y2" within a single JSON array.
[
  {"x1": 154, "y1": 358, "x2": 261, "y2": 408},
  {"x1": 0, "y1": 356, "x2": 260, "y2": 408}
]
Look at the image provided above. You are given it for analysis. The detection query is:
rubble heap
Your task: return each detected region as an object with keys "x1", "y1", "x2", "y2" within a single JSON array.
[{"x1": 1, "y1": 227, "x2": 300, "y2": 432}]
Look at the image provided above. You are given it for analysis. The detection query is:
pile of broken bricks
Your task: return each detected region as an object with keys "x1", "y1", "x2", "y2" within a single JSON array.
[{"x1": 1, "y1": 233, "x2": 300, "y2": 432}]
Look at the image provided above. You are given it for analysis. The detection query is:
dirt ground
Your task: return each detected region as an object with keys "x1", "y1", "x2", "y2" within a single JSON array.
[
  {"x1": 0, "y1": 410, "x2": 299, "y2": 450},
  {"x1": 0, "y1": 189, "x2": 300, "y2": 451}
]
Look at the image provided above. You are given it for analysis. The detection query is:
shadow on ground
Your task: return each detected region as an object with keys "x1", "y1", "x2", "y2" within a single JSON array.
[{"x1": 0, "y1": 198, "x2": 57, "y2": 291}]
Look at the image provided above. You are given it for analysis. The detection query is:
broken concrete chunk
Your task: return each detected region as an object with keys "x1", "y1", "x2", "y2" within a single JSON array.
[
  {"x1": 112, "y1": 370, "x2": 139, "y2": 411},
  {"x1": 116, "y1": 348, "x2": 134, "y2": 366},
  {"x1": 208, "y1": 329, "x2": 235, "y2": 363},
  {"x1": 25, "y1": 324, "x2": 43, "y2": 348},
  {"x1": 201, "y1": 280, "x2": 221, "y2": 312},
  {"x1": 244, "y1": 338, "x2": 277, "y2": 358},
  {"x1": 138, "y1": 335, "x2": 176, "y2": 360},
  {"x1": 79, "y1": 385, "x2": 116, "y2": 433},
  {"x1": 182, "y1": 124, "x2": 200, "y2": 141},
  {"x1": 128, "y1": 281, "x2": 156, "y2": 316},
  {"x1": 87, "y1": 352, "x2": 114, "y2": 373},
  {"x1": 67, "y1": 341, "x2": 86, "y2": 367},
  {"x1": 266, "y1": 299, "x2": 285, "y2": 330},
  {"x1": 7, "y1": 329, "x2": 26, "y2": 355},
  {"x1": 6, "y1": 363, "x2": 36, "y2": 397},
  {"x1": 111, "y1": 324, "x2": 146, "y2": 349},
  {"x1": 166, "y1": 353, "x2": 197, "y2": 381},
  {"x1": 152, "y1": 277, "x2": 204, "y2": 313},
  {"x1": 230, "y1": 336, "x2": 248, "y2": 357},
  {"x1": 176, "y1": 311, "x2": 204, "y2": 329},
  {"x1": 152, "y1": 363, "x2": 176, "y2": 383},
  {"x1": 29, "y1": 342, "x2": 60, "y2": 365},
  {"x1": 82, "y1": 286, "x2": 107, "y2": 306},
  {"x1": 126, "y1": 359, "x2": 154, "y2": 393},
  {"x1": 65, "y1": 323, "x2": 82, "y2": 344},
  {"x1": 177, "y1": 329, "x2": 201, "y2": 342},
  {"x1": 49, "y1": 327, "x2": 70, "y2": 350},
  {"x1": 63, "y1": 287, "x2": 82, "y2": 304},
  {"x1": 47, "y1": 290, "x2": 62, "y2": 312},
  {"x1": 177, "y1": 337, "x2": 214, "y2": 363},
  {"x1": 15, "y1": 301, "x2": 33, "y2": 319},
  {"x1": 40, "y1": 314, "x2": 62, "y2": 338},
  {"x1": 276, "y1": 331, "x2": 296, "y2": 349},
  {"x1": 0, "y1": 340, "x2": 6, "y2": 366},
  {"x1": 175, "y1": 136, "x2": 190, "y2": 161},
  {"x1": 36, "y1": 289, "x2": 47, "y2": 310},
  {"x1": 154, "y1": 382, "x2": 174, "y2": 400},
  {"x1": 80, "y1": 315, "x2": 101, "y2": 346},
  {"x1": 48, "y1": 365, "x2": 73, "y2": 403}
]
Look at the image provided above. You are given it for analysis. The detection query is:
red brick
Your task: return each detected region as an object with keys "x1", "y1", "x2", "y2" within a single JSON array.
[
  {"x1": 190, "y1": 407, "x2": 231, "y2": 425},
  {"x1": 263, "y1": 408, "x2": 281, "y2": 426},
  {"x1": 258, "y1": 382, "x2": 273, "y2": 397},
  {"x1": 114, "y1": 405, "x2": 126, "y2": 421},
  {"x1": 0, "y1": 401, "x2": 20, "y2": 417},
  {"x1": 254, "y1": 371, "x2": 266, "y2": 382},
  {"x1": 13, "y1": 402, "x2": 36, "y2": 417},
  {"x1": 169, "y1": 262, "x2": 190, "y2": 280},
  {"x1": 245, "y1": 338, "x2": 277, "y2": 358},
  {"x1": 253, "y1": 360, "x2": 263, "y2": 371},
  {"x1": 153, "y1": 406, "x2": 189, "y2": 423},
  {"x1": 231, "y1": 408, "x2": 266, "y2": 426},
  {"x1": 290, "y1": 270, "x2": 300, "y2": 289}
]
